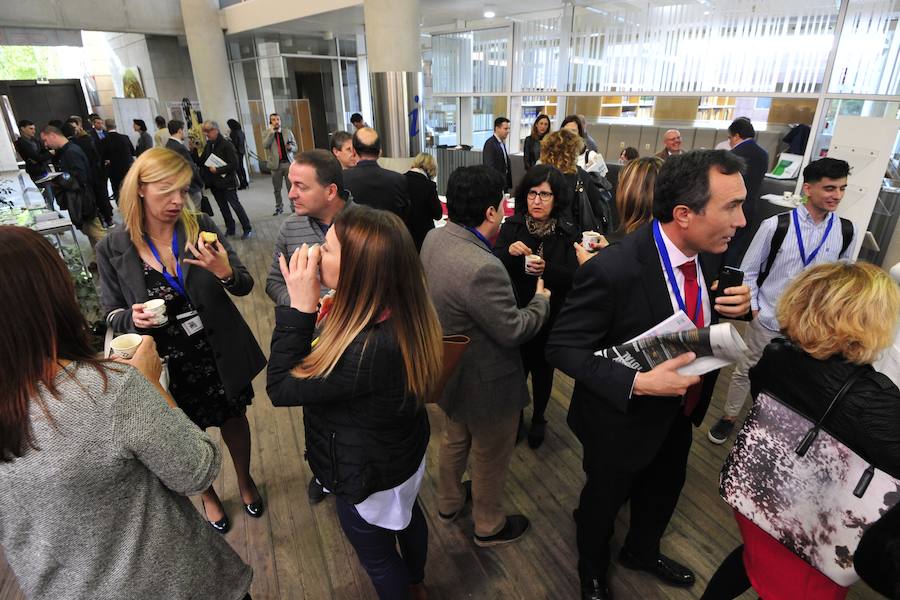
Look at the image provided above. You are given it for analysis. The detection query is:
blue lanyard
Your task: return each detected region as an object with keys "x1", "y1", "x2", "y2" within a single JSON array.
[
  {"x1": 465, "y1": 226, "x2": 493, "y2": 250},
  {"x1": 652, "y1": 220, "x2": 702, "y2": 321},
  {"x1": 145, "y1": 233, "x2": 188, "y2": 298},
  {"x1": 793, "y1": 208, "x2": 834, "y2": 267}
]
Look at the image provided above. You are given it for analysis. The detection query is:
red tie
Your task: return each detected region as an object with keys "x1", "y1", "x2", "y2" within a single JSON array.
[{"x1": 679, "y1": 261, "x2": 703, "y2": 416}]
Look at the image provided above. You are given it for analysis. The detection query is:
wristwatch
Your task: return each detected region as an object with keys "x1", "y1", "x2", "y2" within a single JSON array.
[{"x1": 219, "y1": 274, "x2": 234, "y2": 285}]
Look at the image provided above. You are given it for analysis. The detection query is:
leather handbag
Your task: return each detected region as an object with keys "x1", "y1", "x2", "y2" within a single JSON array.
[
  {"x1": 719, "y1": 368, "x2": 900, "y2": 586},
  {"x1": 426, "y1": 335, "x2": 470, "y2": 404}
]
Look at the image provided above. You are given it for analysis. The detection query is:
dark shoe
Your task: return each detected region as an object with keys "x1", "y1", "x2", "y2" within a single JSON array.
[
  {"x1": 240, "y1": 230, "x2": 254, "y2": 240},
  {"x1": 618, "y1": 549, "x2": 695, "y2": 587},
  {"x1": 438, "y1": 480, "x2": 472, "y2": 523},
  {"x1": 307, "y1": 476, "x2": 328, "y2": 505},
  {"x1": 473, "y1": 514, "x2": 530, "y2": 547},
  {"x1": 528, "y1": 419, "x2": 547, "y2": 449},
  {"x1": 272, "y1": 208, "x2": 283, "y2": 216},
  {"x1": 201, "y1": 498, "x2": 230, "y2": 534},
  {"x1": 238, "y1": 185, "x2": 248, "y2": 190},
  {"x1": 515, "y1": 411, "x2": 527, "y2": 446},
  {"x1": 409, "y1": 582, "x2": 428, "y2": 600},
  {"x1": 581, "y1": 577, "x2": 613, "y2": 600},
  {"x1": 707, "y1": 418, "x2": 736, "y2": 445},
  {"x1": 224, "y1": 231, "x2": 236, "y2": 238},
  {"x1": 244, "y1": 495, "x2": 265, "y2": 518}
]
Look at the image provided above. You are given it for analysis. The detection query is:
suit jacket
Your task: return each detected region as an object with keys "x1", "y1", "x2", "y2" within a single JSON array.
[
  {"x1": 96, "y1": 214, "x2": 266, "y2": 399},
  {"x1": 546, "y1": 223, "x2": 727, "y2": 470},
  {"x1": 420, "y1": 222, "x2": 550, "y2": 428},
  {"x1": 654, "y1": 149, "x2": 682, "y2": 162},
  {"x1": 135, "y1": 131, "x2": 153, "y2": 156},
  {"x1": 404, "y1": 170, "x2": 443, "y2": 251},
  {"x1": 522, "y1": 135, "x2": 542, "y2": 170},
  {"x1": 102, "y1": 131, "x2": 135, "y2": 180},
  {"x1": 199, "y1": 135, "x2": 239, "y2": 190},
  {"x1": 343, "y1": 160, "x2": 410, "y2": 219},
  {"x1": 166, "y1": 138, "x2": 204, "y2": 196},
  {"x1": 482, "y1": 135, "x2": 512, "y2": 190},
  {"x1": 14, "y1": 135, "x2": 52, "y2": 180},
  {"x1": 262, "y1": 128, "x2": 296, "y2": 170},
  {"x1": 731, "y1": 139, "x2": 769, "y2": 223}
]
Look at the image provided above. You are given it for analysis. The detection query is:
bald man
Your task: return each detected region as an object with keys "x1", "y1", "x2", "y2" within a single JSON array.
[
  {"x1": 655, "y1": 129, "x2": 684, "y2": 161},
  {"x1": 341, "y1": 127, "x2": 411, "y2": 221}
]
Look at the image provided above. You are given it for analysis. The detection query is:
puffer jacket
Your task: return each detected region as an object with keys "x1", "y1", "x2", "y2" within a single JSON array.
[{"x1": 266, "y1": 307, "x2": 429, "y2": 504}]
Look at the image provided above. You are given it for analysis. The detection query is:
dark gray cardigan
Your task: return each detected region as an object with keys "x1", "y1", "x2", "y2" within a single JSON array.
[{"x1": 96, "y1": 214, "x2": 266, "y2": 398}]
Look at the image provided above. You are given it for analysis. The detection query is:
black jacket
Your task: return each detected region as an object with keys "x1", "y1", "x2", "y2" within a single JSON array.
[
  {"x1": 732, "y1": 139, "x2": 769, "y2": 223},
  {"x1": 749, "y1": 338, "x2": 900, "y2": 478},
  {"x1": 404, "y1": 170, "x2": 443, "y2": 251},
  {"x1": 855, "y1": 501, "x2": 900, "y2": 599},
  {"x1": 14, "y1": 135, "x2": 52, "y2": 180},
  {"x1": 166, "y1": 138, "x2": 204, "y2": 196},
  {"x1": 562, "y1": 167, "x2": 608, "y2": 234},
  {"x1": 482, "y1": 135, "x2": 512, "y2": 190},
  {"x1": 343, "y1": 160, "x2": 411, "y2": 220},
  {"x1": 523, "y1": 135, "x2": 542, "y2": 171},
  {"x1": 135, "y1": 131, "x2": 153, "y2": 156},
  {"x1": 229, "y1": 129, "x2": 247, "y2": 155},
  {"x1": 56, "y1": 141, "x2": 92, "y2": 189},
  {"x1": 200, "y1": 135, "x2": 239, "y2": 190},
  {"x1": 267, "y1": 307, "x2": 430, "y2": 504},
  {"x1": 102, "y1": 131, "x2": 135, "y2": 180}
]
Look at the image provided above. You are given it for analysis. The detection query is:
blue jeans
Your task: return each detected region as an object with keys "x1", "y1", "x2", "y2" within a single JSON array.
[{"x1": 334, "y1": 495, "x2": 428, "y2": 599}]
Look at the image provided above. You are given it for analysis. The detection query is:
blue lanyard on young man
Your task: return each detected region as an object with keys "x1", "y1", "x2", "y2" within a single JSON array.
[
  {"x1": 145, "y1": 233, "x2": 188, "y2": 298},
  {"x1": 793, "y1": 208, "x2": 834, "y2": 266},
  {"x1": 465, "y1": 226, "x2": 493, "y2": 250},
  {"x1": 652, "y1": 220, "x2": 702, "y2": 320}
]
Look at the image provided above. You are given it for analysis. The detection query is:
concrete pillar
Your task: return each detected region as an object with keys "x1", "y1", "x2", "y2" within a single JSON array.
[
  {"x1": 180, "y1": 0, "x2": 238, "y2": 124},
  {"x1": 363, "y1": 0, "x2": 424, "y2": 158}
]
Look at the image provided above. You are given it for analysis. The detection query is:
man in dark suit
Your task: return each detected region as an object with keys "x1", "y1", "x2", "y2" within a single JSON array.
[
  {"x1": 342, "y1": 127, "x2": 410, "y2": 220},
  {"x1": 200, "y1": 119, "x2": 253, "y2": 239},
  {"x1": 165, "y1": 119, "x2": 204, "y2": 206},
  {"x1": 101, "y1": 118, "x2": 135, "y2": 202},
  {"x1": 546, "y1": 150, "x2": 752, "y2": 600},
  {"x1": 482, "y1": 117, "x2": 512, "y2": 190},
  {"x1": 721, "y1": 117, "x2": 770, "y2": 267},
  {"x1": 64, "y1": 118, "x2": 114, "y2": 227}
]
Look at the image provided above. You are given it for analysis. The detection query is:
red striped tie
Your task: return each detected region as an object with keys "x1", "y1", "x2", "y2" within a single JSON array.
[{"x1": 679, "y1": 261, "x2": 703, "y2": 416}]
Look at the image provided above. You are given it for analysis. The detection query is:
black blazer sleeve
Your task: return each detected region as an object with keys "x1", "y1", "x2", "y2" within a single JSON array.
[
  {"x1": 523, "y1": 136, "x2": 539, "y2": 170},
  {"x1": 426, "y1": 180, "x2": 442, "y2": 220},
  {"x1": 482, "y1": 138, "x2": 504, "y2": 176}
]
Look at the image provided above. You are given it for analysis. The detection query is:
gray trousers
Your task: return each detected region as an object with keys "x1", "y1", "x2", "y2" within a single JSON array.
[
  {"x1": 271, "y1": 161, "x2": 291, "y2": 210},
  {"x1": 722, "y1": 317, "x2": 780, "y2": 419}
]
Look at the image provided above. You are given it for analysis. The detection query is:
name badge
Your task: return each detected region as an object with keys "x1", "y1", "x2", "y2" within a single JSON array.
[{"x1": 181, "y1": 315, "x2": 204, "y2": 336}]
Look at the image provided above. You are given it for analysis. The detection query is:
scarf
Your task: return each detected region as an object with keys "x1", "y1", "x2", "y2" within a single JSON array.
[{"x1": 525, "y1": 214, "x2": 557, "y2": 239}]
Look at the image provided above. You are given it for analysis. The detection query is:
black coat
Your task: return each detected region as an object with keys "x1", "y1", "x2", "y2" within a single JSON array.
[
  {"x1": 732, "y1": 139, "x2": 769, "y2": 223},
  {"x1": 343, "y1": 160, "x2": 411, "y2": 219},
  {"x1": 166, "y1": 138, "x2": 204, "y2": 196},
  {"x1": 267, "y1": 307, "x2": 430, "y2": 504},
  {"x1": 229, "y1": 129, "x2": 247, "y2": 155},
  {"x1": 14, "y1": 136, "x2": 52, "y2": 180},
  {"x1": 200, "y1": 135, "x2": 239, "y2": 190},
  {"x1": 102, "y1": 131, "x2": 135, "y2": 181},
  {"x1": 404, "y1": 170, "x2": 443, "y2": 251},
  {"x1": 523, "y1": 135, "x2": 542, "y2": 170},
  {"x1": 482, "y1": 135, "x2": 512, "y2": 190},
  {"x1": 546, "y1": 223, "x2": 728, "y2": 469}
]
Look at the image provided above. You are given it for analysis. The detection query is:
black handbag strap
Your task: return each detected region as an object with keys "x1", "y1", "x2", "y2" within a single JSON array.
[{"x1": 795, "y1": 366, "x2": 868, "y2": 457}]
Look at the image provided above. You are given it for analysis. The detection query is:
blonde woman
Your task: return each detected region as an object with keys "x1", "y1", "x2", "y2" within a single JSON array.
[
  {"x1": 268, "y1": 205, "x2": 443, "y2": 600},
  {"x1": 702, "y1": 262, "x2": 900, "y2": 600},
  {"x1": 96, "y1": 147, "x2": 266, "y2": 534},
  {"x1": 405, "y1": 152, "x2": 443, "y2": 250},
  {"x1": 540, "y1": 129, "x2": 608, "y2": 234}
]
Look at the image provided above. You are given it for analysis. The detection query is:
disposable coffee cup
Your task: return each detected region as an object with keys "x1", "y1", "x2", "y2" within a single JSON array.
[
  {"x1": 144, "y1": 298, "x2": 168, "y2": 326},
  {"x1": 110, "y1": 333, "x2": 143, "y2": 359},
  {"x1": 783, "y1": 191, "x2": 793, "y2": 199},
  {"x1": 582, "y1": 230, "x2": 601, "y2": 250},
  {"x1": 525, "y1": 254, "x2": 541, "y2": 274}
]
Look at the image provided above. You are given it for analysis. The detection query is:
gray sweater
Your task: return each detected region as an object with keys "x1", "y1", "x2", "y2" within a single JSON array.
[{"x1": 0, "y1": 363, "x2": 252, "y2": 600}]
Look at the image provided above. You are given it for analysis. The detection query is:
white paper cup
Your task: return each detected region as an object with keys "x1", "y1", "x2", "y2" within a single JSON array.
[
  {"x1": 582, "y1": 230, "x2": 601, "y2": 249},
  {"x1": 110, "y1": 333, "x2": 143, "y2": 359},
  {"x1": 525, "y1": 254, "x2": 541, "y2": 274},
  {"x1": 143, "y1": 299, "x2": 168, "y2": 326},
  {"x1": 783, "y1": 191, "x2": 793, "y2": 199}
]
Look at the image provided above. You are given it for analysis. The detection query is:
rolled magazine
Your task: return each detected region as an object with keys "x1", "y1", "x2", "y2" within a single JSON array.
[{"x1": 594, "y1": 311, "x2": 749, "y2": 376}]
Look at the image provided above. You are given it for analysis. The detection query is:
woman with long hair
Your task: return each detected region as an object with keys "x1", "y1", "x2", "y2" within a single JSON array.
[
  {"x1": 268, "y1": 205, "x2": 443, "y2": 600},
  {"x1": 0, "y1": 226, "x2": 252, "y2": 599},
  {"x1": 496, "y1": 165, "x2": 579, "y2": 448},
  {"x1": 615, "y1": 156, "x2": 663, "y2": 238},
  {"x1": 523, "y1": 114, "x2": 551, "y2": 170},
  {"x1": 96, "y1": 147, "x2": 266, "y2": 533}
]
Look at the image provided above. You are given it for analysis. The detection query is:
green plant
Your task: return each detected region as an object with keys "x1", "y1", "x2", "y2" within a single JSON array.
[{"x1": 59, "y1": 245, "x2": 102, "y2": 325}]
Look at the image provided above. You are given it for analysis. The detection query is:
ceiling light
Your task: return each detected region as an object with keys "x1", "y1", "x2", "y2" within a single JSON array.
[{"x1": 484, "y1": 6, "x2": 496, "y2": 18}]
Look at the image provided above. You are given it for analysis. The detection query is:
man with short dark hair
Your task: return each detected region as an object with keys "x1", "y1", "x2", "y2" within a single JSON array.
[
  {"x1": 153, "y1": 115, "x2": 170, "y2": 148},
  {"x1": 165, "y1": 119, "x2": 205, "y2": 206},
  {"x1": 262, "y1": 113, "x2": 297, "y2": 216},
  {"x1": 547, "y1": 150, "x2": 751, "y2": 599},
  {"x1": 101, "y1": 118, "x2": 135, "y2": 203},
  {"x1": 63, "y1": 118, "x2": 114, "y2": 227},
  {"x1": 200, "y1": 120, "x2": 253, "y2": 239},
  {"x1": 706, "y1": 157, "x2": 855, "y2": 445},
  {"x1": 14, "y1": 119, "x2": 53, "y2": 181},
  {"x1": 342, "y1": 127, "x2": 410, "y2": 219},
  {"x1": 329, "y1": 130, "x2": 357, "y2": 169},
  {"x1": 720, "y1": 117, "x2": 770, "y2": 266},
  {"x1": 482, "y1": 117, "x2": 512, "y2": 190},
  {"x1": 421, "y1": 165, "x2": 551, "y2": 548},
  {"x1": 349, "y1": 112, "x2": 366, "y2": 131}
]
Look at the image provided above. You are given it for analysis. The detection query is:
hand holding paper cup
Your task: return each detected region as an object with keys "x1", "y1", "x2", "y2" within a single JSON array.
[
  {"x1": 109, "y1": 333, "x2": 143, "y2": 359},
  {"x1": 143, "y1": 298, "x2": 168, "y2": 326},
  {"x1": 525, "y1": 254, "x2": 544, "y2": 275}
]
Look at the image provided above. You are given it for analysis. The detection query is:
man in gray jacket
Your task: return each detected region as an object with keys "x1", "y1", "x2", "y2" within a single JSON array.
[
  {"x1": 421, "y1": 165, "x2": 550, "y2": 547},
  {"x1": 262, "y1": 113, "x2": 297, "y2": 215}
]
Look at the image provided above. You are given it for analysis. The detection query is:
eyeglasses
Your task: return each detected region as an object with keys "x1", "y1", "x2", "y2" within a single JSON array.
[{"x1": 527, "y1": 190, "x2": 554, "y2": 202}]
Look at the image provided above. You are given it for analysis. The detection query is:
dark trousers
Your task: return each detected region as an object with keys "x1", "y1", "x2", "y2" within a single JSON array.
[
  {"x1": 93, "y1": 180, "x2": 113, "y2": 221},
  {"x1": 699, "y1": 546, "x2": 752, "y2": 600},
  {"x1": 236, "y1": 153, "x2": 249, "y2": 188},
  {"x1": 522, "y1": 338, "x2": 553, "y2": 423},
  {"x1": 575, "y1": 413, "x2": 693, "y2": 580},
  {"x1": 210, "y1": 187, "x2": 252, "y2": 235},
  {"x1": 109, "y1": 173, "x2": 125, "y2": 202},
  {"x1": 335, "y1": 495, "x2": 428, "y2": 600}
]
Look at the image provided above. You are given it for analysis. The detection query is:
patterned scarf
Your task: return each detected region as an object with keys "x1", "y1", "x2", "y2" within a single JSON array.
[{"x1": 525, "y1": 214, "x2": 557, "y2": 239}]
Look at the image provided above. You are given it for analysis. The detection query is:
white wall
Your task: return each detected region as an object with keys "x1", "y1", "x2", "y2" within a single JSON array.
[{"x1": 0, "y1": 0, "x2": 184, "y2": 36}]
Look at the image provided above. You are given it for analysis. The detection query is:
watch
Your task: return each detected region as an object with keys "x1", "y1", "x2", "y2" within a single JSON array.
[{"x1": 219, "y1": 274, "x2": 235, "y2": 285}]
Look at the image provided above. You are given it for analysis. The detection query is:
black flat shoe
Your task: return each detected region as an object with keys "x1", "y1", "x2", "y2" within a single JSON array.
[
  {"x1": 528, "y1": 419, "x2": 547, "y2": 449},
  {"x1": 244, "y1": 496, "x2": 265, "y2": 518},
  {"x1": 618, "y1": 548, "x2": 695, "y2": 587},
  {"x1": 201, "y1": 498, "x2": 230, "y2": 534}
]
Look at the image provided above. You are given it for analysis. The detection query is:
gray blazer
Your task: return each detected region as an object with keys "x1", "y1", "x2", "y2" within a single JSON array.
[
  {"x1": 96, "y1": 214, "x2": 266, "y2": 398},
  {"x1": 262, "y1": 128, "x2": 296, "y2": 170},
  {"x1": 420, "y1": 222, "x2": 550, "y2": 428}
]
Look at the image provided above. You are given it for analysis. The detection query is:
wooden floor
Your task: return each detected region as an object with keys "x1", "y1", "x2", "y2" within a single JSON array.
[{"x1": 0, "y1": 181, "x2": 883, "y2": 600}]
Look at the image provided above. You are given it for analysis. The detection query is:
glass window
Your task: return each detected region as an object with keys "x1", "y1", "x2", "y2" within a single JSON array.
[
  {"x1": 829, "y1": 0, "x2": 900, "y2": 94},
  {"x1": 518, "y1": 96, "x2": 558, "y2": 145},
  {"x1": 472, "y1": 28, "x2": 510, "y2": 93},
  {"x1": 425, "y1": 98, "x2": 458, "y2": 147},
  {"x1": 431, "y1": 28, "x2": 510, "y2": 93},
  {"x1": 473, "y1": 96, "x2": 507, "y2": 148},
  {"x1": 516, "y1": 14, "x2": 562, "y2": 92}
]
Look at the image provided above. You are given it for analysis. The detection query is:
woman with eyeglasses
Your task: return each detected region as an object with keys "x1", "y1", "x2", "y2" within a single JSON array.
[{"x1": 494, "y1": 165, "x2": 580, "y2": 448}]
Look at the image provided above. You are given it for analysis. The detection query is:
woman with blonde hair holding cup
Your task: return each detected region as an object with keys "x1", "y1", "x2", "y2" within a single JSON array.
[{"x1": 96, "y1": 147, "x2": 266, "y2": 533}]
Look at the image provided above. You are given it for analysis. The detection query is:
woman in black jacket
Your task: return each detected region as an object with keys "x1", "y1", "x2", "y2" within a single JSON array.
[
  {"x1": 404, "y1": 152, "x2": 443, "y2": 251},
  {"x1": 267, "y1": 205, "x2": 443, "y2": 600},
  {"x1": 494, "y1": 165, "x2": 580, "y2": 448},
  {"x1": 523, "y1": 114, "x2": 551, "y2": 170},
  {"x1": 227, "y1": 119, "x2": 249, "y2": 189}
]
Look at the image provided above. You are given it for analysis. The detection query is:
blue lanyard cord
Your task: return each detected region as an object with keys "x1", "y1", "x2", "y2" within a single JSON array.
[
  {"x1": 145, "y1": 233, "x2": 188, "y2": 298},
  {"x1": 793, "y1": 208, "x2": 834, "y2": 267},
  {"x1": 652, "y1": 220, "x2": 702, "y2": 322}
]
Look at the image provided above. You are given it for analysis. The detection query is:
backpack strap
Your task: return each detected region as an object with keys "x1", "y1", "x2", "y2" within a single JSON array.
[
  {"x1": 757, "y1": 211, "x2": 791, "y2": 288},
  {"x1": 839, "y1": 217, "x2": 854, "y2": 256}
]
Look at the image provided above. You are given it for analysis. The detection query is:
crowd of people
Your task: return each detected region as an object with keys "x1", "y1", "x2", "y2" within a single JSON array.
[{"x1": 3, "y1": 107, "x2": 900, "y2": 600}]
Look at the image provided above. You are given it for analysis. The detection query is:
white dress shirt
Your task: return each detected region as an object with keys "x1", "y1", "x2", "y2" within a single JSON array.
[{"x1": 657, "y1": 224, "x2": 711, "y2": 327}]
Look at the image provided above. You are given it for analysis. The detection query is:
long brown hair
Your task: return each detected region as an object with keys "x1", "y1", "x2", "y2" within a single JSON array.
[
  {"x1": 0, "y1": 226, "x2": 108, "y2": 462},
  {"x1": 616, "y1": 156, "x2": 663, "y2": 234},
  {"x1": 292, "y1": 206, "x2": 443, "y2": 402},
  {"x1": 531, "y1": 114, "x2": 551, "y2": 140}
]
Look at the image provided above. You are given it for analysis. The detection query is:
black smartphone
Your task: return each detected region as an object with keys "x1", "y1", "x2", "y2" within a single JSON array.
[{"x1": 715, "y1": 266, "x2": 744, "y2": 297}]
